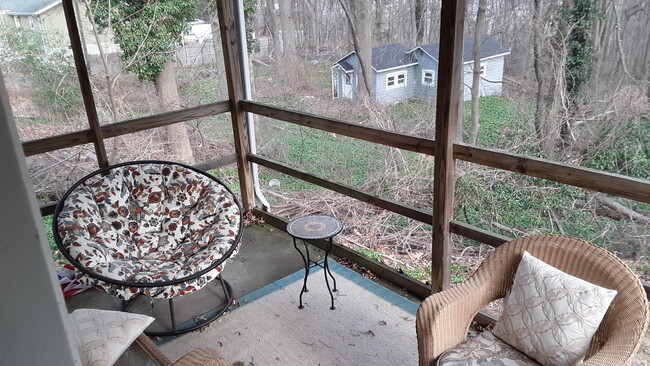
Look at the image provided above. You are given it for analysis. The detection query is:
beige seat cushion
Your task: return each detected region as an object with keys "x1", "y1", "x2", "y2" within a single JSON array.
[{"x1": 437, "y1": 331, "x2": 540, "y2": 365}]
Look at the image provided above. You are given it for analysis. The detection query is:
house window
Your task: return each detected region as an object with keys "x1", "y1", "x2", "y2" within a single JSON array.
[
  {"x1": 422, "y1": 69, "x2": 435, "y2": 86},
  {"x1": 479, "y1": 62, "x2": 487, "y2": 78},
  {"x1": 386, "y1": 71, "x2": 407, "y2": 90},
  {"x1": 345, "y1": 73, "x2": 352, "y2": 85}
]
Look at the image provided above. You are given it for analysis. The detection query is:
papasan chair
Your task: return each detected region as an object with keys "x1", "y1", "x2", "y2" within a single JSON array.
[{"x1": 53, "y1": 160, "x2": 243, "y2": 336}]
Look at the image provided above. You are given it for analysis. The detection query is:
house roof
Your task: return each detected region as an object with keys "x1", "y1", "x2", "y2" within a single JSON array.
[
  {"x1": 333, "y1": 44, "x2": 417, "y2": 72},
  {"x1": 333, "y1": 36, "x2": 509, "y2": 73},
  {"x1": 415, "y1": 36, "x2": 510, "y2": 63},
  {"x1": 371, "y1": 44, "x2": 417, "y2": 71},
  {"x1": 0, "y1": 0, "x2": 61, "y2": 15},
  {"x1": 338, "y1": 61, "x2": 354, "y2": 73}
]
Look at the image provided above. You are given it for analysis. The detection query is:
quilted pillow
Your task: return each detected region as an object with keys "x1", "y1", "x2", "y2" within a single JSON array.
[
  {"x1": 493, "y1": 251, "x2": 617, "y2": 366},
  {"x1": 69, "y1": 309, "x2": 154, "y2": 366}
]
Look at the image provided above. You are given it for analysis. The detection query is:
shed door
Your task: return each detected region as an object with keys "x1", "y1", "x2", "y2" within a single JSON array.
[{"x1": 342, "y1": 72, "x2": 353, "y2": 99}]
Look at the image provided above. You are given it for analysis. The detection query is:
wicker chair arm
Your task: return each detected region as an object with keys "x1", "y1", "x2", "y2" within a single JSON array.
[
  {"x1": 171, "y1": 348, "x2": 233, "y2": 366},
  {"x1": 416, "y1": 278, "x2": 506, "y2": 366}
]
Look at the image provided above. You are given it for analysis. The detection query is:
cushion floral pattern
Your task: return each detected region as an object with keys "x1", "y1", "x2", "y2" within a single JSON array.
[
  {"x1": 437, "y1": 331, "x2": 540, "y2": 366},
  {"x1": 56, "y1": 162, "x2": 242, "y2": 300}
]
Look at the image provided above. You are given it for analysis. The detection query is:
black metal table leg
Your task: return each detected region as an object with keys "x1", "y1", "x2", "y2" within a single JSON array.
[
  {"x1": 325, "y1": 237, "x2": 338, "y2": 293},
  {"x1": 323, "y1": 237, "x2": 336, "y2": 310},
  {"x1": 293, "y1": 237, "x2": 310, "y2": 309}
]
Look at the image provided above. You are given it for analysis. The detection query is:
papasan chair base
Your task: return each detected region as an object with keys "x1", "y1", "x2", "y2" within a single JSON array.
[
  {"x1": 123, "y1": 275, "x2": 234, "y2": 337},
  {"x1": 53, "y1": 161, "x2": 243, "y2": 337}
]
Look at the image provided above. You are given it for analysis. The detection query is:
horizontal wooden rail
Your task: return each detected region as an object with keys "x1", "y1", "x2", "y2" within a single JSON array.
[
  {"x1": 454, "y1": 143, "x2": 650, "y2": 204},
  {"x1": 248, "y1": 153, "x2": 510, "y2": 246},
  {"x1": 40, "y1": 203, "x2": 56, "y2": 217},
  {"x1": 195, "y1": 154, "x2": 238, "y2": 171},
  {"x1": 39, "y1": 155, "x2": 237, "y2": 217},
  {"x1": 249, "y1": 153, "x2": 431, "y2": 222},
  {"x1": 23, "y1": 101, "x2": 231, "y2": 157},
  {"x1": 240, "y1": 100, "x2": 435, "y2": 155},
  {"x1": 450, "y1": 221, "x2": 510, "y2": 247}
]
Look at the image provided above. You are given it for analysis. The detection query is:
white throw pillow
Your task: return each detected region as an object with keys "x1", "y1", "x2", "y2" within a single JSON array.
[
  {"x1": 493, "y1": 251, "x2": 617, "y2": 366},
  {"x1": 69, "y1": 309, "x2": 155, "y2": 366}
]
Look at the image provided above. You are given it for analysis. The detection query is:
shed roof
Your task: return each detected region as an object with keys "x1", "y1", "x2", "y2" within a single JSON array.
[
  {"x1": 338, "y1": 61, "x2": 354, "y2": 72},
  {"x1": 0, "y1": 0, "x2": 61, "y2": 15},
  {"x1": 333, "y1": 36, "x2": 509, "y2": 72},
  {"x1": 415, "y1": 36, "x2": 510, "y2": 63},
  {"x1": 371, "y1": 44, "x2": 417, "y2": 71}
]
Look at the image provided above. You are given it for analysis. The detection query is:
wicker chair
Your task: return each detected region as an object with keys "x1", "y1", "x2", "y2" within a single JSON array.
[
  {"x1": 126, "y1": 335, "x2": 233, "y2": 366},
  {"x1": 54, "y1": 161, "x2": 243, "y2": 336},
  {"x1": 416, "y1": 235, "x2": 649, "y2": 366}
]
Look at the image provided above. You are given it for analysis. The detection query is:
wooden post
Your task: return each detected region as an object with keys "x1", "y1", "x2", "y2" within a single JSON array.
[
  {"x1": 61, "y1": 0, "x2": 108, "y2": 168},
  {"x1": 217, "y1": 0, "x2": 255, "y2": 211},
  {"x1": 431, "y1": 0, "x2": 465, "y2": 293}
]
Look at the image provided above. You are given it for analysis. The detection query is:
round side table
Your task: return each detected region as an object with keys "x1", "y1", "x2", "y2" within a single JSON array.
[{"x1": 286, "y1": 214, "x2": 343, "y2": 310}]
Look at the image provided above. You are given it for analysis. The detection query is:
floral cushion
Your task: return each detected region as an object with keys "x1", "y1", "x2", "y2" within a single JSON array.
[
  {"x1": 56, "y1": 162, "x2": 241, "y2": 300},
  {"x1": 437, "y1": 331, "x2": 540, "y2": 366}
]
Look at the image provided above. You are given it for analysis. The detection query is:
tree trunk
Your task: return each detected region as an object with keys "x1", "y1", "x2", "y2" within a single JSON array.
[
  {"x1": 265, "y1": 0, "x2": 280, "y2": 59},
  {"x1": 469, "y1": 0, "x2": 486, "y2": 145},
  {"x1": 339, "y1": 0, "x2": 373, "y2": 99},
  {"x1": 154, "y1": 61, "x2": 195, "y2": 164},
  {"x1": 279, "y1": 0, "x2": 297, "y2": 63},
  {"x1": 532, "y1": 0, "x2": 553, "y2": 155},
  {"x1": 427, "y1": 0, "x2": 441, "y2": 44},
  {"x1": 210, "y1": 14, "x2": 227, "y2": 99},
  {"x1": 373, "y1": 0, "x2": 383, "y2": 45},
  {"x1": 414, "y1": 0, "x2": 425, "y2": 44},
  {"x1": 83, "y1": 0, "x2": 122, "y2": 162}
]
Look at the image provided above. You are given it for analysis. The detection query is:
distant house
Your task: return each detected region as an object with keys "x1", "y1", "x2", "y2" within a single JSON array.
[
  {"x1": 0, "y1": 0, "x2": 122, "y2": 56},
  {"x1": 331, "y1": 36, "x2": 510, "y2": 105},
  {"x1": 0, "y1": 0, "x2": 66, "y2": 33}
]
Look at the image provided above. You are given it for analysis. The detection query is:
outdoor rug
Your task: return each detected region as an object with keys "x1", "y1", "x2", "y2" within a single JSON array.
[{"x1": 160, "y1": 261, "x2": 420, "y2": 365}]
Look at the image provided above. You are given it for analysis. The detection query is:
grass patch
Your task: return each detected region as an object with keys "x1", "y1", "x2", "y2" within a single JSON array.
[
  {"x1": 462, "y1": 96, "x2": 535, "y2": 151},
  {"x1": 356, "y1": 248, "x2": 384, "y2": 262},
  {"x1": 43, "y1": 215, "x2": 66, "y2": 263},
  {"x1": 180, "y1": 77, "x2": 223, "y2": 104},
  {"x1": 401, "y1": 262, "x2": 468, "y2": 284}
]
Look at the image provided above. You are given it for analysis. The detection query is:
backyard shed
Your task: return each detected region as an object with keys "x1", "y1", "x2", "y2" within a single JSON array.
[{"x1": 332, "y1": 36, "x2": 511, "y2": 104}]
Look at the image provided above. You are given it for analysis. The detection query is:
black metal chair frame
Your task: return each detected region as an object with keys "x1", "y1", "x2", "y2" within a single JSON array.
[{"x1": 53, "y1": 160, "x2": 243, "y2": 336}]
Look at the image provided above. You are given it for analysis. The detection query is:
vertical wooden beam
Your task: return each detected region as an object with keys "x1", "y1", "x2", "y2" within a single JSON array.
[
  {"x1": 217, "y1": 0, "x2": 254, "y2": 211},
  {"x1": 431, "y1": 0, "x2": 465, "y2": 293},
  {"x1": 61, "y1": 0, "x2": 108, "y2": 168}
]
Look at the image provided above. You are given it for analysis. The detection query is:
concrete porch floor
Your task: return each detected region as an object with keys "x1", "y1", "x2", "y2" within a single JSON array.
[{"x1": 63, "y1": 223, "x2": 650, "y2": 365}]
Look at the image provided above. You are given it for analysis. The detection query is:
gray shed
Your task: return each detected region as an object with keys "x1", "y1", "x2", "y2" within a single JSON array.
[{"x1": 331, "y1": 36, "x2": 510, "y2": 104}]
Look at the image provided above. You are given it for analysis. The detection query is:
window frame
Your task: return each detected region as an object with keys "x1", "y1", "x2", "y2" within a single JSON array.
[
  {"x1": 422, "y1": 69, "x2": 435, "y2": 86},
  {"x1": 386, "y1": 70, "x2": 407, "y2": 90}
]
